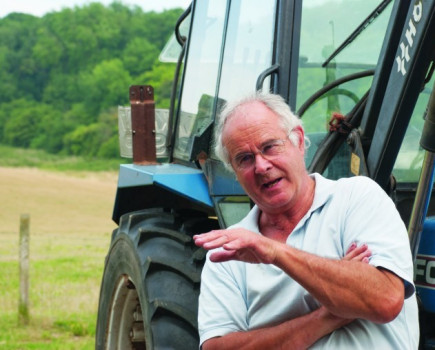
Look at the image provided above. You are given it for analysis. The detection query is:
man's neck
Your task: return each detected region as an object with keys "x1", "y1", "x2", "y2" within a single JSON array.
[{"x1": 259, "y1": 177, "x2": 315, "y2": 242}]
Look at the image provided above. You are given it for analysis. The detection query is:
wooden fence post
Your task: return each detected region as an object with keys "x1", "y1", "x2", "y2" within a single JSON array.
[{"x1": 18, "y1": 214, "x2": 30, "y2": 325}]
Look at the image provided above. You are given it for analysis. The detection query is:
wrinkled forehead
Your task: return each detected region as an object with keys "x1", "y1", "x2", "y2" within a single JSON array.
[
  {"x1": 226, "y1": 100, "x2": 267, "y2": 121},
  {"x1": 222, "y1": 102, "x2": 286, "y2": 144}
]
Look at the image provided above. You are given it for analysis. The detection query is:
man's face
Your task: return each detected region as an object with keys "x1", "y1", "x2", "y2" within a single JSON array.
[{"x1": 222, "y1": 101, "x2": 309, "y2": 214}]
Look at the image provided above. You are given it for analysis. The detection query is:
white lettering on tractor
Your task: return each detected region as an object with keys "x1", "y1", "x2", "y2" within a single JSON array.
[
  {"x1": 427, "y1": 261, "x2": 435, "y2": 285},
  {"x1": 405, "y1": 19, "x2": 416, "y2": 47},
  {"x1": 395, "y1": 1, "x2": 423, "y2": 76},
  {"x1": 415, "y1": 255, "x2": 435, "y2": 289}
]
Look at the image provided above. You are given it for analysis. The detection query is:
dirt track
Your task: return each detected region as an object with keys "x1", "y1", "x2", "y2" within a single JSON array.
[{"x1": 0, "y1": 167, "x2": 118, "y2": 235}]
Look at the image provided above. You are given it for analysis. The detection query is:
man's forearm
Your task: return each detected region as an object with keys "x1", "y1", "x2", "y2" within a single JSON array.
[
  {"x1": 202, "y1": 306, "x2": 350, "y2": 350},
  {"x1": 273, "y1": 244, "x2": 404, "y2": 322},
  {"x1": 195, "y1": 228, "x2": 402, "y2": 323}
]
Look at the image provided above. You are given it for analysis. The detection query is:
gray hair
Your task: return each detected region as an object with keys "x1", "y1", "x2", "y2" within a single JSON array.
[{"x1": 214, "y1": 92, "x2": 307, "y2": 171}]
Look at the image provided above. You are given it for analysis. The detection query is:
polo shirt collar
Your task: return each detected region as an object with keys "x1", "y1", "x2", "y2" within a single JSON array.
[
  {"x1": 238, "y1": 173, "x2": 336, "y2": 234},
  {"x1": 309, "y1": 172, "x2": 336, "y2": 213}
]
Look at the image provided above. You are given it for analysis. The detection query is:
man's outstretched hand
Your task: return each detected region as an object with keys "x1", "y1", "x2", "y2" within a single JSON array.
[
  {"x1": 194, "y1": 228, "x2": 371, "y2": 265},
  {"x1": 194, "y1": 228, "x2": 278, "y2": 264}
]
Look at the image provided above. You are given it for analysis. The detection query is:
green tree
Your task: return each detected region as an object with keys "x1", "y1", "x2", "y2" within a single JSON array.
[
  {"x1": 122, "y1": 38, "x2": 159, "y2": 76},
  {"x1": 139, "y1": 62, "x2": 177, "y2": 108},
  {"x1": 63, "y1": 107, "x2": 118, "y2": 157},
  {"x1": 0, "y1": 46, "x2": 18, "y2": 103},
  {"x1": 81, "y1": 59, "x2": 132, "y2": 116},
  {"x1": 0, "y1": 4, "x2": 183, "y2": 158},
  {"x1": 0, "y1": 13, "x2": 43, "y2": 101},
  {"x1": 3, "y1": 101, "x2": 60, "y2": 148}
]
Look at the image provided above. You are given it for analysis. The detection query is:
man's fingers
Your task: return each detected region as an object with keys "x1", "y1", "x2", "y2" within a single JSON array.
[
  {"x1": 343, "y1": 243, "x2": 371, "y2": 262},
  {"x1": 194, "y1": 228, "x2": 252, "y2": 249},
  {"x1": 194, "y1": 229, "x2": 273, "y2": 264},
  {"x1": 198, "y1": 237, "x2": 229, "y2": 250},
  {"x1": 209, "y1": 249, "x2": 237, "y2": 262},
  {"x1": 194, "y1": 230, "x2": 227, "y2": 247},
  {"x1": 345, "y1": 242, "x2": 357, "y2": 255}
]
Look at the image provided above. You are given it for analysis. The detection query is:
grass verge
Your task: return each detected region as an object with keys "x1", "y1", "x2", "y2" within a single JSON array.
[
  {"x1": 0, "y1": 144, "x2": 127, "y2": 172},
  {"x1": 0, "y1": 147, "x2": 119, "y2": 349},
  {"x1": 0, "y1": 231, "x2": 111, "y2": 349}
]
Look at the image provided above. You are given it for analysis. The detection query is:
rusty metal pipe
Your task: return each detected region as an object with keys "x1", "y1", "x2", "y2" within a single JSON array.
[{"x1": 130, "y1": 85, "x2": 157, "y2": 164}]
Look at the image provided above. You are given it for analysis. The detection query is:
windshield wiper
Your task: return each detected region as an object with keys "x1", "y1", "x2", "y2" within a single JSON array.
[{"x1": 322, "y1": 0, "x2": 392, "y2": 67}]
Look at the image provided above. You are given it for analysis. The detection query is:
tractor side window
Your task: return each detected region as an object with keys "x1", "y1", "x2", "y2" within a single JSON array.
[
  {"x1": 173, "y1": 0, "x2": 227, "y2": 160},
  {"x1": 296, "y1": 0, "x2": 392, "y2": 179},
  {"x1": 393, "y1": 75, "x2": 434, "y2": 183},
  {"x1": 216, "y1": 0, "x2": 276, "y2": 105},
  {"x1": 210, "y1": 0, "x2": 277, "y2": 160}
]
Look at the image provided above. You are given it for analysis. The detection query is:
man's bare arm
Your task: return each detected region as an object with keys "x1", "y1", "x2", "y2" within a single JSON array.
[
  {"x1": 199, "y1": 244, "x2": 370, "y2": 350},
  {"x1": 202, "y1": 306, "x2": 349, "y2": 350},
  {"x1": 194, "y1": 229, "x2": 403, "y2": 323},
  {"x1": 274, "y1": 244, "x2": 403, "y2": 322}
]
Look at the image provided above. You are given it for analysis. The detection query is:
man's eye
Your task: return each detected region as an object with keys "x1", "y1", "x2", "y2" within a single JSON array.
[
  {"x1": 263, "y1": 143, "x2": 278, "y2": 155},
  {"x1": 238, "y1": 154, "x2": 253, "y2": 165}
]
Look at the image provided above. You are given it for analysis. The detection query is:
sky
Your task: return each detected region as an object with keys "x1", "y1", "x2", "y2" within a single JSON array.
[{"x1": 0, "y1": 0, "x2": 192, "y2": 18}]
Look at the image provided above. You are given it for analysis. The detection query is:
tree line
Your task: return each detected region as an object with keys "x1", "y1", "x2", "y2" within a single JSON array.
[{"x1": 0, "y1": 2, "x2": 182, "y2": 158}]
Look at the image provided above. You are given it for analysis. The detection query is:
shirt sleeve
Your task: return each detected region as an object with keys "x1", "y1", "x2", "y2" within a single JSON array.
[{"x1": 341, "y1": 176, "x2": 415, "y2": 298}]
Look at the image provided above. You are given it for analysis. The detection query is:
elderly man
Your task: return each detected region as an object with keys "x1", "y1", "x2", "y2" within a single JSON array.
[{"x1": 194, "y1": 92, "x2": 419, "y2": 349}]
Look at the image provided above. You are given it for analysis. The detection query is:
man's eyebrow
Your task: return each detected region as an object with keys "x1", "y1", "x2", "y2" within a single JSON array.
[
  {"x1": 259, "y1": 138, "x2": 280, "y2": 148},
  {"x1": 233, "y1": 139, "x2": 279, "y2": 158},
  {"x1": 234, "y1": 150, "x2": 252, "y2": 158}
]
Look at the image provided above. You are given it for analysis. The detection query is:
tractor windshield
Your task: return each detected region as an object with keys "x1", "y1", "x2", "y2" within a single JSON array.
[
  {"x1": 297, "y1": 0, "x2": 393, "y2": 179},
  {"x1": 171, "y1": 0, "x2": 432, "y2": 187},
  {"x1": 297, "y1": 0, "x2": 433, "y2": 184},
  {"x1": 172, "y1": 0, "x2": 393, "y2": 166},
  {"x1": 172, "y1": 0, "x2": 277, "y2": 161}
]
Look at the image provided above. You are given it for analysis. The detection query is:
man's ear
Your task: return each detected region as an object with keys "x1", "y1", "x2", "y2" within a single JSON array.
[{"x1": 291, "y1": 126, "x2": 305, "y2": 151}]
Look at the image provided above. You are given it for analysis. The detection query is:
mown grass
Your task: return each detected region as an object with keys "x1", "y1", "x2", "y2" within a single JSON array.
[
  {"x1": 0, "y1": 232, "x2": 110, "y2": 349},
  {"x1": 0, "y1": 146, "x2": 119, "y2": 349},
  {"x1": 0, "y1": 144, "x2": 127, "y2": 172}
]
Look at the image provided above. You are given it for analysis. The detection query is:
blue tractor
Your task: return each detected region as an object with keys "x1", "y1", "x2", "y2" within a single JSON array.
[{"x1": 96, "y1": 0, "x2": 435, "y2": 348}]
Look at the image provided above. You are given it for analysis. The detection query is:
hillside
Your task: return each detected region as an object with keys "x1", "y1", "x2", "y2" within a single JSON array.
[
  {"x1": 0, "y1": 167, "x2": 118, "y2": 236},
  {"x1": 0, "y1": 167, "x2": 119, "y2": 348},
  {"x1": 0, "y1": 4, "x2": 181, "y2": 158}
]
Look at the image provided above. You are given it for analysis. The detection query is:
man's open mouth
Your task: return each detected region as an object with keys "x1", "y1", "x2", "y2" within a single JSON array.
[{"x1": 263, "y1": 178, "x2": 281, "y2": 188}]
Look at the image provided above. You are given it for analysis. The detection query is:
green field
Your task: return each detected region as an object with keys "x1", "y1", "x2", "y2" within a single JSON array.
[
  {"x1": 0, "y1": 147, "x2": 119, "y2": 349},
  {"x1": 0, "y1": 232, "x2": 108, "y2": 349}
]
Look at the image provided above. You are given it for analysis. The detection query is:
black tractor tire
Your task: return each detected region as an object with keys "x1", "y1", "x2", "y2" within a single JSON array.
[{"x1": 95, "y1": 208, "x2": 219, "y2": 350}]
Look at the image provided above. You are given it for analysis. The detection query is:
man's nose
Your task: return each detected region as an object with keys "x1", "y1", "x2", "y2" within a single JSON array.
[{"x1": 254, "y1": 153, "x2": 272, "y2": 174}]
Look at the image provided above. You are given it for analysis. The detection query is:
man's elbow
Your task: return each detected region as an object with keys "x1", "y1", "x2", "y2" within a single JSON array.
[
  {"x1": 202, "y1": 337, "x2": 222, "y2": 350},
  {"x1": 370, "y1": 269, "x2": 406, "y2": 323},
  {"x1": 373, "y1": 291, "x2": 404, "y2": 323}
]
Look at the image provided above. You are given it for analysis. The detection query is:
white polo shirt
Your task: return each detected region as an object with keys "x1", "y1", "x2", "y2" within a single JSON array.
[{"x1": 198, "y1": 174, "x2": 419, "y2": 349}]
